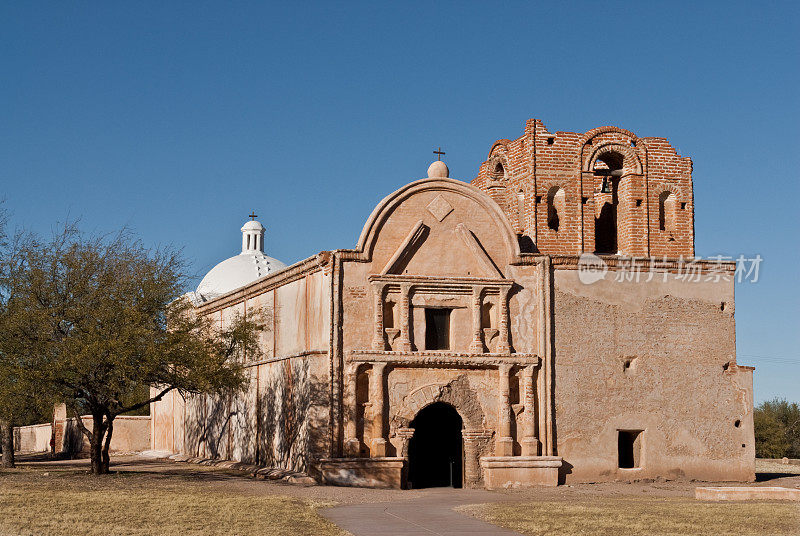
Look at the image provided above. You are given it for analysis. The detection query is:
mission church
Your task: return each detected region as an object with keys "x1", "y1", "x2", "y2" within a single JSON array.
[{"x1": 151, "y1": 118, "x2": 755, "y2": 489}]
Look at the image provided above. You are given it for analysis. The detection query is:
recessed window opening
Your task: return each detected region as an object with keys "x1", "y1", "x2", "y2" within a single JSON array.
[
  {"x1": 493, "y1": 162, "x2": 505, "y2": 180},
  {"x1": 659, "y1": 191, "x2": 675, "y2": 232},
  {"x1": 735, "y1": 419, "x2": 741, "y2": 428},
  {"x1": 547, "y1": 137, "x2": 555, "y2": 145},
  {"x1": 547, "y1": 187, "x2": 564, "y2": 232},
  {"x1": 246, "y1": 235, "x2": 251, "y2": 250},
  {"x1": 425, "y1": 308, "x2": 451, "y2": 350},
  {"x1": 618, "y1": 430, "x2": 643, "y2": 469},
  {"x1": 383, "y1": 300, "x2": 395, "y2": 329}
]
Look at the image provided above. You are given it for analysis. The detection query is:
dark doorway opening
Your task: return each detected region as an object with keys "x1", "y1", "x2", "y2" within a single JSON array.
[
  {"x1": 407, "y1": 402, "x2": 463, "y2": 488},
  {"x1": 618, "y1": 429, "x2": 643, "y2": 468},
  {"x1": 424, "y1": 308, "x2": 451, "y2": 350}
]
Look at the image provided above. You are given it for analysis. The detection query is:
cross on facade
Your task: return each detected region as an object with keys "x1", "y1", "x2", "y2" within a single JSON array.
[
  {"x1": 248, "y1": 211, "x2": 258, "y2": 221},
  {"x1": 433, "y1": 147, "x2": 445, "y2": 161}
]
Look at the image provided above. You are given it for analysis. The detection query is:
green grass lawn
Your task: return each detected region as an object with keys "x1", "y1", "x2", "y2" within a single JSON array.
[
  {"x1": 464, "y1": 496, "x2": 800, "y2": 536},
  {"x1": 0, "y1": 466, "x2": 347, "y2": 536}
]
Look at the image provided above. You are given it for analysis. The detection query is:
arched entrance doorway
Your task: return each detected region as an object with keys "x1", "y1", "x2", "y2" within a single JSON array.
[{"x1": 407, "y1": 402, "x2": 463, "y2": 488}]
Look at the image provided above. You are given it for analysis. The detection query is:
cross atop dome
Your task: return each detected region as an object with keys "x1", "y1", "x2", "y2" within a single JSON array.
[{"x1": 427, "y1": 147, "x2": 449, "y2": 178}]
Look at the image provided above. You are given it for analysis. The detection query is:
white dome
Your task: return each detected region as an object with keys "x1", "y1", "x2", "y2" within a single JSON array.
[
  {"x1": 194, "y1": 218, "x2": 287, "y2": 303},
  {"x1": 196, "y1": 252, "x2": 286, "y2": 301}
]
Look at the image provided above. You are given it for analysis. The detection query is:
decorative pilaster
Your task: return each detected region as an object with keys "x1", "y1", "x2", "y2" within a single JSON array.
[
  {"x1": 520, "y1": 365, "x2": 540, "y2": 456},
  {"x1": 496, "y1": 363, "x2": 514, "y2": 456},
  {"x1": 343, "y1": 364, "x2": 360, "y2": 457},
  {"x1": 369, "y1": 362, "x2": 388, "y2": 456},
  {"x1": 397, "y1": 284, "x2": 412, "y2": 351},
  {"x1": 396, "y1": 427, "x2": 415, "y2": 456},
  {"x1": 462, "y1": 431, "x2": 490, "y2": 488},
  {"x1": 469, "y1": 286, "x2": 484, "y2": 354},
  {"x1": 496, "y1": 287, "x2": 511, "y2": 354},
  {"x1": 371, "y1": 283, "x2": 386, "y2": 350}
]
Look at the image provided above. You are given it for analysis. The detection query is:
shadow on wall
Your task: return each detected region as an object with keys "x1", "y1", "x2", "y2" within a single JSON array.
[
  {"x1": 184, "y1": 357, "x2": 329, "y2": 474},
  {"x1": 63, "y1": 420, "x2": 88, "y2": 455},
  {"x1": 257, "y1": 360, "x2": 329, "y2": 473},
  {"x1": 558, "y1": 459, "x2": 573, "y2": 484}
]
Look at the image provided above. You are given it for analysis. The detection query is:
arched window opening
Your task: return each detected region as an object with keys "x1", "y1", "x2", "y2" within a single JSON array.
[
  {"x1": 547, "y1": 187, "x2": 565, "y2": 232},
  {"x1": 593, "y1": 155, "x2": 623, "y2": 254},
  {"x1": 492, "y1": 162, "x2": 506, "y2": 180},
  {"x1": 659, "y1": 191, "x2": 676, "y2": 237}
]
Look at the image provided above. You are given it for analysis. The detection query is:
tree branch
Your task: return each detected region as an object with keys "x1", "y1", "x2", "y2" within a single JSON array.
[
  {"x1": 67, "y1": 402, "x2": 92, "y2": 443},
  {"x1": 115, "y1": 385, "x2": 175, "y2": 417}
]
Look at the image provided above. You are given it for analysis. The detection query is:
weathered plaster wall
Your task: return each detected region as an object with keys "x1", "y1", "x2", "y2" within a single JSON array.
[
  {"x1": 56, "y1": 415, "x2": 150, "y2": 455},
  {"x1": 13, "y1": 423, "x2": 52, "y2": 453},
  {"x1": 151, "y1": 267, "x2": 332, "y2": 474},
  {"x1": 552, "y1": 269, "x2": 754, "y2": 482}
]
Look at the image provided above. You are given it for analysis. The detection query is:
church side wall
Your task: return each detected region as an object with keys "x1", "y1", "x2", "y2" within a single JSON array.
[
  {"x1": 152, "y1": 268, "x2": 332, "y2": 474},
  {"x1": 552, "y1": 268, "x2": 755, "y2": 483}
]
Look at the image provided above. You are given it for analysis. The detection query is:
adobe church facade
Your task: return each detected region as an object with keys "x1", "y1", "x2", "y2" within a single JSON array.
[{"x1": 151, "y1": 119, "x2": 755, "y2": 488}]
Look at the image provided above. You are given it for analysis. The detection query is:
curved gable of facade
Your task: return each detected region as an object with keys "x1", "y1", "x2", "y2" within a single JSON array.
[{"x1": 356, "y1": 177, "x2": 521, "y2": 279}]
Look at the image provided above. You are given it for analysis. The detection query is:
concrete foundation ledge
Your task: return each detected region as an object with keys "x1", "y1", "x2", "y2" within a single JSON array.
[
  {"x1": 480, "y1": 456, "x2": 563, "y2": 489},
  {"x1": 318, "y1": 457, "x2": 406, "y2": 489},
  {"x1": 695, "y1": 486, "x2": 800, "y2": 501}
]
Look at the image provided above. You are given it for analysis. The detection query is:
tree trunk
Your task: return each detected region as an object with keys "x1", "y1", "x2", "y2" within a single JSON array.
[
  {"x1": 101, "y1": 416, "x2": 113, "y2": 473},
  {"x1": 89, "y1": 413, "x2": 108, "y2": 475},
  {"x1": 1, "y1": 419, "x2": 15, "y2": 468}
]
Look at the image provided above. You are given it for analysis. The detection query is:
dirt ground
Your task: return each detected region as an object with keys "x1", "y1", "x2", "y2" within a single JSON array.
[{"x1": 2, "y1": 455, "x2": 798, "y2": 536}]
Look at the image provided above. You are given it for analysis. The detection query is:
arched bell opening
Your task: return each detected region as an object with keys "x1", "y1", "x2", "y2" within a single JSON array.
[
  {"x1": 407, "y1": 402, "x2": 464, "y2": 489},
  {"x1": 593, "y1": 153, "x2": 624, "y2": 254}
]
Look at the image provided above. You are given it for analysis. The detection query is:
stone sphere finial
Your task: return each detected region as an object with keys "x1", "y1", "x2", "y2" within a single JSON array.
[{"x1": 427, "y1": 160, "x2": 449, "y2": 178}]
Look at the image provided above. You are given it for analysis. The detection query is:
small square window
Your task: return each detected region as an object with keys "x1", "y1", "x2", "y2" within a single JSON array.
[
  {"x1": 618, "y1": 430, "x2": 643, "y2": 468},
  {"x1": 425, "y1": 308, "x2": 451, "y2": 350}
]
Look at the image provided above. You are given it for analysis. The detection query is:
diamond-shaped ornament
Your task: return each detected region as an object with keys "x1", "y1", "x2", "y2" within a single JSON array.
[{"x1": 426, "y1": 194, "x2": 453, "y2": 222}]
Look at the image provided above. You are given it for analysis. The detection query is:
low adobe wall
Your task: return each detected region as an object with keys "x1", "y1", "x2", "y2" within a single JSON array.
[
  {"x1": 13, "y1": 423, "x2": 53, "y2": 453},
  {"x1": 57, "y1": 415, "x2": 151, "y2": 455}
]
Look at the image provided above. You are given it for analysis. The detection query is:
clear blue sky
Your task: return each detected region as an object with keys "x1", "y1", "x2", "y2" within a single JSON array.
[{"x1": 1, "y1": 2, "x2": 797, "y2": 403}]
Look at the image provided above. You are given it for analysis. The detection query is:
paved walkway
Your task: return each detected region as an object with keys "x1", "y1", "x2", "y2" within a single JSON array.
[{"x1": 320, "y1": 488, "x2": 521, "y2": 535}]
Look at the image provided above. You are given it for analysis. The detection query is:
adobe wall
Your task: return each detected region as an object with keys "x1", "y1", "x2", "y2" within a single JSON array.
[
  {"x1": 55, "y1": 415, "x2": 150, "y2": 455},
  {"x1": 551, "y1": 268, "x2": 755, "y2": 482},
  {"x1": 13, "y1": 423, "x2": 52, "y2": 453},
  {"x1": 151, "y1": 265, "x2": 333, "y2": 474},
  {"x1": 472, "y1": 120, "x2": 694, "y2": 258}
]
